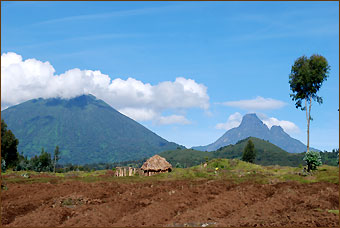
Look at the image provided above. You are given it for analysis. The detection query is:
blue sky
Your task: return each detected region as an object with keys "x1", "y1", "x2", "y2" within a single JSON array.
[{"x1": 1, "y1": 1, "x2": 339, "y2": 151}]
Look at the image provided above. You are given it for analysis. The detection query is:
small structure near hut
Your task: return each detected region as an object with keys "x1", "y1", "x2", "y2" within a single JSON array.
[
  {"x1": 115, "y1": 167, "x2": 140, "y2": 177},
  {"x1": 141, "y1": 155, "x2": 172, "y2": 176}
]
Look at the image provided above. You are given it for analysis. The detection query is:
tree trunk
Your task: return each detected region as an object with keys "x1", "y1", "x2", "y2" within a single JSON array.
[
  {"x1": 305, "y1": 98, "x2": 311, "y2": 153},
  {"x1": 53, "y1": 154, "x2": 56, "y2": 173},
  {"x1": 308, "y1": 96, "x2": 312, "y2": 152}
]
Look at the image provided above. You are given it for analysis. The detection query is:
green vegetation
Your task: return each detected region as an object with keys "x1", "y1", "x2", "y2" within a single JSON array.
[
  {"x1": 2, "y1": 95, "x2": 181, "y2": 165},
  {"x1": 15, "y1": 148, "x2": 54, "y2": 172},
  {"x1": 1, "y1": 119, "x2": 19, "y2": 168},
  {"x1": 1, "y1": 159, "x2": 6, "y2": 172},
  {"x1": 327, "y1": 210, "x2": 339, "y2": 214},
  {"x1": 320, "y1": 149, "x2": 339, "y2": 166},
  {"x1": 289, "y1": 54, "x2": 330, "y2": 152},
  {"x1": 3, "y1": 159, "x2": 338, "y2": 186},
  {"x1": 161, "y1": 137, "x2": 301, "y2": 167},
  {"x1": 303, "y1": 150, "x2": 322, "y2": 172},
  {"x1": 160, "y1": 137, "x2": 338, "y2": 169},
  {"x1": 241, "y1": 139, "x2": 256, "y2": 163},
  {"x1": 159, "y1": 149, "x2": 212, "y2": 168}
]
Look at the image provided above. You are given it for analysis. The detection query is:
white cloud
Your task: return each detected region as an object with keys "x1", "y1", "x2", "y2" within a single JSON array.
[
  {"x1": 118, "y1": 108, "x2": 190, "y2": 125},
  {"x1": 118, "y1": 107, "x2": 157, "y2": 122},
  {"x1": 260, "y1": 116, "x2": 300, "y2": 134},
  {"x1": 1, "y1": 52, "x2": 210, "y2": 124},
  {"x1": 220, "y1": 96, "x2": 286, "y2": 110},
  {"x1": 156, "y1": 115, "x2": 191, "y2": 125},
  {"x1": 215, "y1": 112, "x2": 242, "y2": 130}
]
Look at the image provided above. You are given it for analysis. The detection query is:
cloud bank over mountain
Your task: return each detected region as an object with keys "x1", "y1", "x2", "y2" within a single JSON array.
[{"x1": 1, "y1": 52, "x2": 209, "y2": 124}]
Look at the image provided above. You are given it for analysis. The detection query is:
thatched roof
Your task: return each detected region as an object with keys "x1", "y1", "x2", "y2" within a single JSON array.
[{"x1": 141, "y1": 155, "x2": 172, "y2": 171}]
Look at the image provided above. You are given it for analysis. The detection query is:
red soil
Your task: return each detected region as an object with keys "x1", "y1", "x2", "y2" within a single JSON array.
[{"x1": 1, "y1": 178, "x2": 338, "y2": 227}]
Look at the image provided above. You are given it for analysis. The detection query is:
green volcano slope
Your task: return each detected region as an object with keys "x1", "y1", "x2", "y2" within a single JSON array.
[{"x1": 2, "y1": 95, "x2": 180, "y2": 164}]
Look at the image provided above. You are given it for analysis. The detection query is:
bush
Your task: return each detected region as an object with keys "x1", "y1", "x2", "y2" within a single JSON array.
[
  {"x1": 303, "y1": 150, "x2": 322, "y2": 172},
  {"x1": 26, "y1": 148, "x2": 53, "y2": 172},
  {"x1": 15, "y1": 159, "x2": 30, "y2": 171},
  {"x1": 1, "y1": 159, "x2": 6, "y2": 172}
]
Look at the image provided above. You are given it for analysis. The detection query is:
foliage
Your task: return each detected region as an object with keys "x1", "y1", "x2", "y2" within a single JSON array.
[
  {"x1": 303, "y1": 150, "x2": 322, "y2": 171},
  {"x1": 242, "y1": 139, "x2": 256, "y2": 163},
  {"x1": 15, "y1": 148, "x2": 53, "y2": 172},
  {"x1": 1, "y1": 119, "x2": 19, "y2": 168},
  {"x1": 289, "y1": 54, "x2": 330, "y2": 152},
  {"x1": 160, "y1": 149, "x2": 213, "y2": 168},
  {"x1": 1, "y1": 95, "x2": 181, "y2": 165},
  {"x1": 289, "y1": 55, "x2": 330, "y2": 109},
  {"x1": 320, "y1": 149, "x2": 339, "y2": 166},
  {"x1": 1, "y1": 159, "x2": 6, "y2": 172},
  {"x1": 48, "y1": 139, "x2": 337, "y2": 172},
  {"x1": 15, "y1": 154, "x2": 30, "y2": 171},
  {"x1": 327, "y1": 210, "x2": 339, "y2": 215}
]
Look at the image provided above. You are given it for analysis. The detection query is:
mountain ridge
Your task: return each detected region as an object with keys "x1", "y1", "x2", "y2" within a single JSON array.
[
  {"x1": 160, "y1": 136, "x2": 306, "y2": 167},
  {"x1": 1, "y1": 94, "x2": 181, "y2": 164},
  {"x1": 193, "y1": 113, "x2": 318, "y2": 153}
]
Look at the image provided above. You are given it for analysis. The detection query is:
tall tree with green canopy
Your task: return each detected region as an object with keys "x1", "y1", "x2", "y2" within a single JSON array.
[
  {"x1": 289, "y1": 54, "x2": 330, "y2": 153},
  {"x1": 1, "y1": 119, "x2": 19, "y2": 168},
  {"x1": 242, "y1": 139, "x2": 256, "y2": 163}
]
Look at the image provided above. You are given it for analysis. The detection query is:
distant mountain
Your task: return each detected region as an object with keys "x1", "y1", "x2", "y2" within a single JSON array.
[
  {"x1": 1, "y1": 94, "x2": 180, "y2": 164},
  {"x1": 193, "y1": 113, "x2": 318, "y2": 153},
  {"x1": 160, "y1": 137, "x2": 306, "y2": 167}
]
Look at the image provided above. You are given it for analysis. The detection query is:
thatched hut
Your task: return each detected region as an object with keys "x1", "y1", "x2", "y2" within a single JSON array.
[{"x1": 141, "y1": 155, "x2": 172, "y2": 176}]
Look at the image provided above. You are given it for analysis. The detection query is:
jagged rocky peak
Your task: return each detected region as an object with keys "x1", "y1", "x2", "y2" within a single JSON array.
[
  {"x1": 270, "y1": 125, "x2": 284, "y2": 132},
  {"x1": 193, "y1": 112, "x2": 318, "y2": 153},
  {"x1": 239, "y1": 113, "x2": 264, "y2": 127}
]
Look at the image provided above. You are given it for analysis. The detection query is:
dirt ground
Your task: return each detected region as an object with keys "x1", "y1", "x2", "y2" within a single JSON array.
[{"x1": 1, "y1": 177, "x2": 339, "y2": 227}]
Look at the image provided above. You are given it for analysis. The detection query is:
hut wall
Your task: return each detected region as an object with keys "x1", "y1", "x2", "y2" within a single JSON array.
[{"x1": 142, "y1": 169, "x2": 171, "y2": 176}]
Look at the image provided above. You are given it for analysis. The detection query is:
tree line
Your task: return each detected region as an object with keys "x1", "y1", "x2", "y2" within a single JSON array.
[
  {"x1": 1, "y1": 118, "x2": 148, "y2": 172},
  {"x1": 1, "y1": 119, "x2": 60, "y2": 172}
]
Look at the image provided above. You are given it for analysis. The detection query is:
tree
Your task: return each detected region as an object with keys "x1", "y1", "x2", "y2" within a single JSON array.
[
  {"x1": 15, "y1": 153, "x2": 30, "y2": 171},
  {"x1": 242, "y1": 140, "x2": 256, "y2": 163},
  {"x1": 53, "y1": 146, "x2": 61, "y2": 173},
  {"x1": 1, "y1": 119, "x2": 19, "y2": 168},
  {"x1": 303, "y1": 151, "x2": 322, "y2": 172},
  {"x1": 29, "y1": 148, "x2": 53, "y2": 172},
  {"x1": 289, "y1": 54, "x2": 330, "y2": 152},
  {"x1": 39, "y1": 148, "x2": 53, "y2": 172}
]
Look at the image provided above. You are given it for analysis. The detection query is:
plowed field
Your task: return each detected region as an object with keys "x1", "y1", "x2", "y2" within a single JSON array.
[{"x1": 1, "y1": 176, "x2": 338, "y2": 227}]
